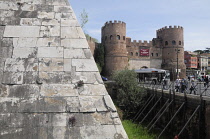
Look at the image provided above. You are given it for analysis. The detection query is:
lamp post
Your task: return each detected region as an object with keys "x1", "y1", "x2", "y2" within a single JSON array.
[{"x1": 177, "y1": 48, "x2": 180, "y2": 78}]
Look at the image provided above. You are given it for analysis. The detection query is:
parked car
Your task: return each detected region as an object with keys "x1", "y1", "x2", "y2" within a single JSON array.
[{"x1": 101, "y1": 76, "x2": 108, "y2": 81}]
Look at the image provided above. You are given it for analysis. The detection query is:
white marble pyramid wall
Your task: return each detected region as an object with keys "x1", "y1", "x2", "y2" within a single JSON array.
[{"x1": 0, "y1": 0, "x2": 128, "y2": 138}]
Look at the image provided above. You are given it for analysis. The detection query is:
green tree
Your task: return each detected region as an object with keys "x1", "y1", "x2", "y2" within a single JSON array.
[
  {"x1": 112, "y1": 69, "x2": 147, "y2": 118},
  {"x1": 204, "y1": 47, "x2": 210, "y2": 53},
  {"x1": 79, "y1": 9, "x2": 88, "y2": 29},
  {"x1": 94, "y1": 44, "x2": 104, "y2": 73},
  {"x1": 194, "y1": 50, "x2": 204, "y2": 54},
  {"x1": 85, "y1": 33, "x2": 98, "y2": 43}
]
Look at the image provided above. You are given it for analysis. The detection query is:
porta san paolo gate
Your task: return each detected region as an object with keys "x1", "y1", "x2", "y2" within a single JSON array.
[
  {"x1": 101, "y1": 21, "x2": 186, "y2": 79},
  {"x1": 0, "y1": 0, "x2": 128, "y2": 138}
]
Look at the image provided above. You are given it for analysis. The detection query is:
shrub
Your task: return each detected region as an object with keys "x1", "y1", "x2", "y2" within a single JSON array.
[{"x1": 112, "y1": 69, "x2": 146, "y2": 118}]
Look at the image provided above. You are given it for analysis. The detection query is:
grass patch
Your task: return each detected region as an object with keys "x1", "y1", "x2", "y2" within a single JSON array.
[{"x1": 122, "y1": 120, "x2": 156, "y2": 139}]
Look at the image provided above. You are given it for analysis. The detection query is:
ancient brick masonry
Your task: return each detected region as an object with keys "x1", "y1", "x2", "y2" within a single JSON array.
[
  {"x1": 102, "y1": 21, "x2": 128, "y2": 77},
  {"x1": 157, "y1": 26, "x2": 186, "y2": 78},
  {"x1": 101, "y1": 21, "x2": 186, "y2": 78},
  {"x1": 0, "y1": 0, "x2": 128, "y2": 138}
]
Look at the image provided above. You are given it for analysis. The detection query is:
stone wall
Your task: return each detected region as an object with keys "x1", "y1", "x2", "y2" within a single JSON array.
[
  {"x1": 150, "y1": 59, "x2": 162, "y2": 69},
  {"x1": 128, "y1": 59, "x2": 150, "y2": 69},
  {"x1": 0, "y1": 0, "x2": 128, "y2": 138},
  {"x1": 87, "y1": 38, "x2": 96, "y2": 56}
]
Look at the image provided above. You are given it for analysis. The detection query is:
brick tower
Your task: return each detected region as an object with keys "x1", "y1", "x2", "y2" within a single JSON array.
[
  {"x1": 102, "y1": 20, "x2": 128, "y2": 76},
  {"x1": 157, "y1": 26, "x2": 186, "y2": 79}
]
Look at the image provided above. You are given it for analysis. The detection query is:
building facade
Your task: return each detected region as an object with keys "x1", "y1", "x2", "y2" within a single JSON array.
[
  {"x1": 184, "y1": 51, "x2": 198, "y2": 69},
  {"x1": 200, "y1": 53, "x2": 210, "y2": 70},
  {"x1": 101, "y1": 20, "x2": 186, "y2": 78},
  {"x1": 198, "y1": 55, "x2": 208, "y2": 74}
]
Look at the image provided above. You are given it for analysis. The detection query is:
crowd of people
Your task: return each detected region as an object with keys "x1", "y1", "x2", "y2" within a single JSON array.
[{"x1": 174, "y1": 75, "x2": 210, "y2": 95}]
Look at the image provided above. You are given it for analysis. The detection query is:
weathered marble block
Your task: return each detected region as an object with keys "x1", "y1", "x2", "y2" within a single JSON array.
[
  {"x1": 40, "y1": 84, "x2": 78, "y2": 97},
  {"x1": 61, "y1": 38, "x2": 89, "y2": 48},
  {"x1": 12, "y1": 47, "x2": 37, "y2": 58},
  {"x1": 37, "y1": 11, "x2": 55, "y2": 19},
  {"x1": 38, "y1": 47, "x2": 63, "y2": 58},
  {"x1": 39, "y1": 25, "x2": 60, "y2": 37},
  {"x1": 36, "y1": 37, "x2": 60, "y2": 47},
  {"x1": 55, "y1": 12, "x2": 76, "y2": 19},
  {"x1": 13, "y1": 38, "x2": 37, "y2": 47},
  {"x1": 3, "y1": 26, "x2": 40, "y2": 37},
  {"x1": 0, "y1": 1, "x2": 18, "y2": 10},
  {"x1": 20, "y1": 18, "x2": 41, "y2": 26},
  {"x1": 72, "y1": 59, "x2": 98, "y2": 72},
  {"x1": 8, "y1": 85, "x2": 40, "y2": 98},
  {"x1": 61, "y1": 19, "x2": 79, "y2": 27},
  {"x1": 39, "y1": 72, "x2": 71, "y2": 84},
  {"x1": 79, "y1": 96, "x2": 97, "y2": 112},
  {"x1": 42, "y1": 19, "x2": 60, "y2": 26},
  {"x1": 54, "y1": 6, "x2": 72, "y2": 13},
  {"x1": 39, "y1": 58, "x2": 64, "y2": 72},
  {"x1": 2, "y1": 72, "x2": 24, "y2": 85},
  {"x1": 64, "y1": 48, "x2": 86, "y2": 59},
  {"x1": 4, "y1": 58, "x2": 38, "y2": 72}
]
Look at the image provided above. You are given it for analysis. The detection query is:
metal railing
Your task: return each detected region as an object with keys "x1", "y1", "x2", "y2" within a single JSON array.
[{"x1": 139, "y1": 80, "x2": 210, "y2": 97}]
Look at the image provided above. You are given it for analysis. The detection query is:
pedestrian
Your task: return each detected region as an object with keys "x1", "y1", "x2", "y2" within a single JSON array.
[
  {"x1": 162, "y1": 77, "x2": 167, "y2": 89},
  {"x1": 188, "y1": 76, "x2": 190, "y2": 81},
  {"x1": 189, "y1": 79, "x2": 196, "y2": 94},
  {"x1": 204, "y1": 76, "x2": 209, "y2": 87},
  {"x1": 175, "y1": 78, "x2": 180, "y2": 92},
  {"x1": 180, "y1": 78, "x2": 187, "y2": 93}
]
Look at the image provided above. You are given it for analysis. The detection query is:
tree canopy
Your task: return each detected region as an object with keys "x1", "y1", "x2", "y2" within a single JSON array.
[
  {"x1": 112, "y1": 69, "x2": 147, "y2": 118},
  {"x1": 194, "y1": 47, "x2": 210, "y2": 54}
]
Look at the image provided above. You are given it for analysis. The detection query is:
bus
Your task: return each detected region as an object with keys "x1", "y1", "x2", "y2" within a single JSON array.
[{"x1": 134, "y1": 68, "x2": 170, "y2": 84}]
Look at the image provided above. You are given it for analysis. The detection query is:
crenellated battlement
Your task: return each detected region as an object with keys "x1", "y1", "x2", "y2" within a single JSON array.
[
  {"x1": 156, "y1": 25, "x2": 183, "y2": 33},
  {"x1": 130, "y1": 40, "x2": 152, "y2": 46},
  {"x1": 102, "y1": 20, "x2": 126, "y2": 29}
]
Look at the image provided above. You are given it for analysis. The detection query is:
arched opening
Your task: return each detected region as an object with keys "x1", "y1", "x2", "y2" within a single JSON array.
[
  {"x1": 172, "y1": 40, "x2": 176, "y2": 45},
  {"x1": 117, "y1": 35, "x2": 120, "y2": 40},
  {"x1": 105, "y1": 36, "x2": 107, "y2": 41},
  {"x1": 110, "y1": 35, "x2": 113, "y2": 40},
  {"x1": 165, "y1": 41, "x2": 168, "y2": 45},
  {"x1": 131, "y1": 52, "x2": 133, "y2": 56},
  {"x1": 179, "y1": 41, "x2": 181, "y2": 45},
  {"x1": 136, "y1": 52, "x2": 138, "y2": 56},
  {"x1": 141, "y1": 66, "x2": 148, "y2": 69},
  {"x1": 123, "y1": 36, "x2": 125, "y2": 40}
]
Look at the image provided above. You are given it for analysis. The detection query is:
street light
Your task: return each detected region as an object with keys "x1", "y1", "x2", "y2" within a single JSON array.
[{"x1": 177, "y1": 48, "x2": 180, "y2": 78}]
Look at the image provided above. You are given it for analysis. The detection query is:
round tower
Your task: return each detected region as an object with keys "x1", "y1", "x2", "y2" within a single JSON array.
[
  {"x1": 157, "y1": 26, "x2": 186, "y2": 79},
  {"x1": 102, "y1": 20, "x2": 128, "y2": 76}
]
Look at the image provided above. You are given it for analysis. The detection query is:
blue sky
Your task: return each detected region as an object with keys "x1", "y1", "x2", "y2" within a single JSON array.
[{"x1": 69, "y1": 0, "x2": 210, "y2": 51}]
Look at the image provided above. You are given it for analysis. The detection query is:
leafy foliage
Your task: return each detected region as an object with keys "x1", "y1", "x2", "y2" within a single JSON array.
[
  {"x1": 94, "y1": 44, "x2": 104, "y2": 73},
  {"x1": 112, "y1": 69, "x2": 146, "y2": 118},
  {"x1": 96, "y1": 63, "x2": 102, "y2": 73},
  {"x1": 85, "y1": 33, "x2": 98, "y2": 43},
  {"x1": 194, "y1": 47, "x2": 210, "y2": 54},
  {"x1": 79, "y1": 9, "x2": 88, "y2": 29},
  {"x1": 193, "y1": 50, "x2": 204, "y2": 54}
]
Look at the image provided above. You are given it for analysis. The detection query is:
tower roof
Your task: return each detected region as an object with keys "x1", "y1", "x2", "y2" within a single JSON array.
[{"x1": 0, "y1": 0, "x2": 127, "y2": 138}]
